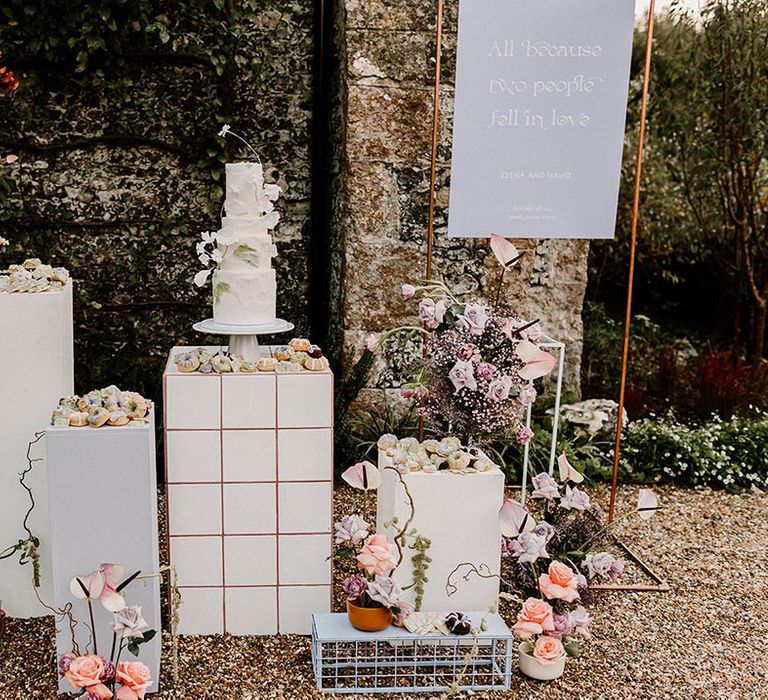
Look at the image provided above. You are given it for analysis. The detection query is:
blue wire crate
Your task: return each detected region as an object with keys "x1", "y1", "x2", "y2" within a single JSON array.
[{"x1": 311, "y1": 613, "x2": 513, "y2": 694}]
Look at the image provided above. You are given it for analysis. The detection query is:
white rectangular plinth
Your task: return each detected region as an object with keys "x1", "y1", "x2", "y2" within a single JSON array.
[
  {"x1": 0, "y1": 282, "x2": 73, "y2": 618},
  {"x1": 376, "y1": 463, "x2": 504, "y2": 613},
  {"x1": 164, "y1": 346, "x2": 333, "y2": 636},
  {"x1": 46, "y1": 417, "x2": 161, "y2": 694}
]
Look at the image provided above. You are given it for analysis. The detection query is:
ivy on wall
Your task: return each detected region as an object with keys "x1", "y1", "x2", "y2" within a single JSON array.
[{"x1": 0, "y1": 0, "x2": 315, "y2": 421}]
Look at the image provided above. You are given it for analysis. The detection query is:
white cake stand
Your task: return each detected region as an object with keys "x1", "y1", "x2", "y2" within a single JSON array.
[{"x1": 193, "y1": 317, "x2": 295, "y2": 362}]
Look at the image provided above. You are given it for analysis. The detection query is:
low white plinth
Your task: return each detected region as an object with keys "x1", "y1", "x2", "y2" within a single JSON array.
[
  {"x1": 0, "y1": 282, "x2": 73, "y2": 618},
  {"x1": 376, "y1": 460, "x2": 504, "y2": 613},
  {"x1": 46, "y1": 417, "x2": 161, "y2": 694},
  {"x1": 164, "y1": 346, "x2": 333, "y2": 636}
]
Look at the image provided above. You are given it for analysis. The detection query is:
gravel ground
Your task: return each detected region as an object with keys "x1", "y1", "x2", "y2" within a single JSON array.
[{"x1": 1, "y1": 484, "x2": 767, "y2": 699}]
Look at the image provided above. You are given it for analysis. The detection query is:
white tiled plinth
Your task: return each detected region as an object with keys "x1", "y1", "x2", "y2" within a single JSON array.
[
  {"x1": 376, "y1": 458, "x2": 505, "y2": 613},
  {"x1": 0, "y1": 282, "x2": 73, "y2": 618},
  {"x1": 46, "y1": 417, "x2": 161, "y2": 694},
  {"x1": 164, "y1": 346, "x2": 333, "y2": 636}
]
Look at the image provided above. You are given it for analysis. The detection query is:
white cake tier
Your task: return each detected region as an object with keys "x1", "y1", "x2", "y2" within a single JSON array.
[
  {"x1": 218, "y1": 235, "x2": 277, "y2": 272},
  {"x1": 224, "y1": 162, "x2": 280, "y2": 218},
  {"x1": 213, "y1": 268, "x2": 276, "y2": 326}
]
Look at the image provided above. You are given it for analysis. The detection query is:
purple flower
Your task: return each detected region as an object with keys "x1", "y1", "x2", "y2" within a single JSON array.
[
  {"x1": 531, "y1": 473, "x2": 560, "y2": 500},
  {"x1": 532, "y1": 521, "x2": 556, "y2": 543},
  {"x1": 559, "y1": 486, "x2": 590, "y2": 511},
  {"x1": 99, "y1": 658, "x2": 115, "y2": 682},
  {"x1": 366, "y1": 575, "x2": 403, "y2": 608},
  {"x1": 476, "y1": 362, "x2": 496, "y2": 380},
  {"x1": 58, "y1": 652, "x2": 75, "y2": 677},
  {"x1": 334, "y1": 514, "x2": 370, "y2": 545},
  {"x1": 509, "y1": 532, "x2": 549, "y2": 564},
  {"x1": 568, "y1": 605, "x2": 592, "y2": 638},
  {"x1": 418, "y1": 298, "x2": 447, "y2": 329},
  {"x1": 516, "y1": 385, "x2": 537, "y2": 406},
  {"x1": 448, "y1": 360, "x2": 477, "y2": 393},
  {"x1": 402, "y1": 283, "x2": 416, "y2": 300},
  {"x1": 486, "y1": 376, "x2": 513, "y2": 402},
  {"x1": 548, "y1": 614, "x2": 575, "y2": 639},
  {"x1": 516, "y1": 426, "x2": 534, "y2": 445},
  {"x1": 583, "y1": 552, "x2": 620, "y2": 580},
  {"x1": 456, "y1": 343, "x2": 477, "y2": 361},
  {"x1": 458, "y1": 303, "x2": 489, "y2": 336},
  {"x1": 343, "y1": 574, "x2": 368, "y2": 602}
]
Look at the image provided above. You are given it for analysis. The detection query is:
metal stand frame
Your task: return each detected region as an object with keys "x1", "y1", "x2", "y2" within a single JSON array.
[{"x1": 422, "y1": 0, "x2": 667, "y2": 592}]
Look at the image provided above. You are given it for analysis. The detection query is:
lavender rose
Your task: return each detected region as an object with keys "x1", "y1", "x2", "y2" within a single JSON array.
[
  {"x1": 456, "y1": 343, "x2": 478, "y2": 361},
  {"x1": 531, "y1": 472, "x2": 560, "y2": 500},
  {"x1": 99, "y1": 658, "x2": 115, "y2": 682},
  {"x1": 58, "y1": 652, "x2": 75, "y2": 677},
  {"x1": 532, "y1": 521, "x2": 556, "y2": 543},
  {"x1": 476, "y1": 362, "x2": 497, "y2": 381},
  {"x1": 549, "y1": 614, "x2": 575, "y2": 639},
  {"x1": 516, "y1": 426, "x2": 534, "y2": 445},
  {"x1": 583, "y1": 552, "x2": 620, "y2": 580},
  {"x1": 418, "y1": 297, "x2": 447, "y2": 329},
  {"x1": 459, "y1": 303, "x2": 489, "y2": 335},
  {"x1": 509, "y1": 532, "x2": 549, "y2": 564},
  {"x1": 112, "y1": 605, "x2": 150, "y2": 639},
  {"x1": 568, "y1": 605, "x2": 593, "y2": 638},
  {"x1": 334, "y1": 514, "x2": 370, "y2": 545},
  {"x1": 559, "y1": 486, "x2": 591, "y2": 511},
  {"x1": 366, "y1": 575, "x2": 403, "y2": 609},
  {"x1": 402, "y1": 283, "x2": 417, "y2": 300},
  {"x1": 449, "y1": 360, "x2": 478, "y2": 393}
]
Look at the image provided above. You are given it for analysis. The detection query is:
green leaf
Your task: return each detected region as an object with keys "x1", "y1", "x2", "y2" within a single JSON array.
[{"x1": 213, "y1": 281, "x2": 230, "y2": 304}]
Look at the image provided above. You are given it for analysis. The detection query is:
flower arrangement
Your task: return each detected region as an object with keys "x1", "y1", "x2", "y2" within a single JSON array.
[
  {"x1": 51, "y1": 387, "x2": 152, "y2": 428},
  {"x1": 172, "y1": 339, "x2": 329, "y2": 374},
  {"x1": 496, "y1": 456, "x2": 659, "y2": 678},
  {"x1": 0, "y1": 258, "x2": 69, "y2": 293},
  {"x1": 379, "y1": 235, "x2": 556, "y2": 445},
  {"x1": 376, "y1": 433, "x2": 502, "y2": 474},
  {"x1": 60, "y1": 563, "x2": 156, "y2": 699},
  {"x1": 192, "y1": 125, "x2": 280, "y2": 294}
]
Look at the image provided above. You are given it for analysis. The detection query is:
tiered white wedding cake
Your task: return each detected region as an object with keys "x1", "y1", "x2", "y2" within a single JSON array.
[{"x1": 210, "y1": 162, "x2": 280, "y2": 326}]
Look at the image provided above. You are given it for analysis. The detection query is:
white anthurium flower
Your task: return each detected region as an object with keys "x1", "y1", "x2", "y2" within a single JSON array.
[
  {"x1": 193, "y1": 269, "x2": 211, "y2": 287},
  {"x1": 637, "y1": 489, "x2": 659, "y2": 520},
  {"x1": 557, "y1": 454, "x2": 584, "y2": 484},
  {"x1": 210, "y1": 249, "x2": 224, "y2": 264}
]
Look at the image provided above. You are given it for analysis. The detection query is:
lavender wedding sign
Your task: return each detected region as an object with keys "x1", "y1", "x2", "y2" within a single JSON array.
[{"x1": 447, "y1": 0, "x2": 636, "y2": 239}]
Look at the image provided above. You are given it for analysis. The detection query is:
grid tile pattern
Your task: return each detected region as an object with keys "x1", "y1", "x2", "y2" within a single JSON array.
[{"x1": 164, "y1": 346, "x2": 333, "y2": 635}]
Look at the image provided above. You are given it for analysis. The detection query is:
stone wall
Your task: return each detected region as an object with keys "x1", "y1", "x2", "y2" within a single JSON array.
[
  {"x1": 330, "y1": 0, "x2": 589, "y2": 405},
  {"x1": 0, "y1": 2, "x2": 314, "y2": 401}
]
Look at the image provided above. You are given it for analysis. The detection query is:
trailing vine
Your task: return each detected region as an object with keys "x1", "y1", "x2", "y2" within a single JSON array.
[
  {"x1": 409, "y1": 533, "x2": 432, "y2": 612},
  {"x1": 0, "y1": 431, "x2": 45, "y2": 588}
]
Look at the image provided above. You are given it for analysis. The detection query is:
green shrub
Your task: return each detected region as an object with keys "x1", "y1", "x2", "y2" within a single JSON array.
[{"x1": 620, "y1": 411, "x2": 768, "y2": 491}]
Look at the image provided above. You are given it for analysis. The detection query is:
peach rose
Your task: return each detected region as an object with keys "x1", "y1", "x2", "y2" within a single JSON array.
[
  {"x1": 89, "y1": 684, "x2": 114, "y2": 700},
  {"x1": 64, "y1": 655, "x2": 108, "y2": 691},
  {"x1": 115, "y1": 661, "x2": 152, "y2": 700},
  {"x1": 357, "y1": 533, "x2": 399, "y2": 576},
  {"x1": 538, "y1": 560, "x2": 580, "y2": 602},
  {"x1": 533, "y1": 635, "x2": 566, "y2": 664},
  {"x1": 512, "y1": 597, "x2": 555, "y2": 639}
]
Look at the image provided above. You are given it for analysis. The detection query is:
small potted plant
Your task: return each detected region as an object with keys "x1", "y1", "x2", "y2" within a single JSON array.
[
  {"x1": 512, "y1": 596, "x2": 591, "y2": 681},
  {"x1": 335, "y1": 513, "x2": 407, "y2": 632}
]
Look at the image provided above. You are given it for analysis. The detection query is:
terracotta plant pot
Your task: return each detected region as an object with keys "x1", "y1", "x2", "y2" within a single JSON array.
[
  {"x1": 518, "y1": 642, "x2": 566, "y2": 681},
  {"x1": 346, "y1": 600, "x2": 391, "y2": 632}
]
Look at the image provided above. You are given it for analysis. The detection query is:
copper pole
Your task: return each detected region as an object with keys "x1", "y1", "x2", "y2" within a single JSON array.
[
  {"x1": 419, "y1": 0, "x2": 445, "y2": 442},
  {"x1": 608, "y1": 0, "x2": 657, "y2": 522}
]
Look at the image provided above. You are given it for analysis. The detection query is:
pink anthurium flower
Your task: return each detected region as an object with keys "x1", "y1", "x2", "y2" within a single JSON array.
[
  {"x1": 99, "y1": 563, "x2": 127, "y2": 612},
  {"x1": 637, "y1": 489, "x2": 659, "y2": 520},
  {"x1": 341, "y1": 461, "x2": 381, "y2": 491},
  {"x1": 557, "y1": 454, "x2": 584, "y2": 484},
  {"x1": 515, "y1": 340, "x2": 557, "y2": 381},
  {"x1": 490, "y1": 233, "x2": 523, "y2": 268},
  {"x1": 70, "y1": 569, "x2": 105, "y2": 601},
  {"x1": 499, "y1": 498, "x2": 536, "y2": 538}
]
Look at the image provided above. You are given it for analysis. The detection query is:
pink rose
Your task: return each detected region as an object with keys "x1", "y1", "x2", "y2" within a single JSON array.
[
  {"x1": 401, "y1": 283, "x2": 416, "y2": 300},
  {"x1": 516, "y1": 426, "x2": 534, "y2": 445},
  {"x1": 512, "y1": 597, "x2": 555, "y2": 639},
  {"x1": 533, "y1": 635, "x2": 566, "y2": 664},
  {"x1": 476, "y1": 362, "x2": 496, "y2": 380},
  {"x1": 538, "y1": 561, "x2": 580, "y2": 603},
  {"x1": 115, "y1": 661, "x2": 152, "y2": 700},
  {"x1": 357, "y1": 533, "x2": 399, "y2": 576},
  {"x1": 448, "y1": 360, "x2": 477, "y2": 393},
  {"x1": 64, "y1": 655, "x2": 108, "y2": 691},
  {"x1": 418, "y1": 298, "x2": 447, "y2": 329},
  {"x1": 88, "y1": 684, "x2": 114, "y2": 700}
]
